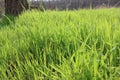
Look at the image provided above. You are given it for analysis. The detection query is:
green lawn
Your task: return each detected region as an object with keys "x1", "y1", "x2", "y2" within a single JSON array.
[{"x1": 0, "y1": 8, "x2": 120, "y2": 80}]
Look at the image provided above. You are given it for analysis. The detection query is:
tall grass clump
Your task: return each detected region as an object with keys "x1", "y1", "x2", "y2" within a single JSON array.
[{"x1": 0, "y1": 8, "x2": 120, "y2": 80}]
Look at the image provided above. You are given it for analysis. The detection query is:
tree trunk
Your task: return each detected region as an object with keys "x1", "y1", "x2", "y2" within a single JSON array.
[{"x1": 5, "y1": 0, "x2": 28, "y2": 16}]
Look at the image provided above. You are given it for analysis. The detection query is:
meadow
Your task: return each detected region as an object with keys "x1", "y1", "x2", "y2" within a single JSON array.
[{"x1": 0, "y1": 8, "x2": 120, "y2": 80}]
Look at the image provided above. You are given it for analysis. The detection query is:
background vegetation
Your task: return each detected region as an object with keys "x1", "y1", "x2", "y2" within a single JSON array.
[{"x1": 0, "y1": 8, "x2": 120, "y2": 80}]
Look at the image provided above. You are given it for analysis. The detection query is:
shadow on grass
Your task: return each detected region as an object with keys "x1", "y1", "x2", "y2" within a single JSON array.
[{"x1": 0, "y1": 14, "x2": 15, "y2": 28}]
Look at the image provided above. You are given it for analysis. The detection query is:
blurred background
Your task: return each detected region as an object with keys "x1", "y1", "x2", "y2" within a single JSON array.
[
  {"x1": 29, "y1": 0, "x2": 120, "y2": 10},
  {"x1": 0, "y1": 0, "x2": 120, "y2": 16}
]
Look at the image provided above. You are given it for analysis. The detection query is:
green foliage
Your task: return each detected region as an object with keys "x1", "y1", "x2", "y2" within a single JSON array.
[
  {"x1": 0, "y1": 15, "x2": 15, "y2": 28},
  {"x1": 0, "y1": 8, "x2": 120, "y2": 80}
]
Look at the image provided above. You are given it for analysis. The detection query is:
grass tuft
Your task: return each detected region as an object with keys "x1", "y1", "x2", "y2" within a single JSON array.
[{"x1": 0, "y1": 8, "x2": 120, "y2": 80}]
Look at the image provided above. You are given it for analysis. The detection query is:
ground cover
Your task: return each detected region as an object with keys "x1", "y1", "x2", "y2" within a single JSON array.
[{"x1": 0, "y1": 8, "x2": 120, "y2": 80}]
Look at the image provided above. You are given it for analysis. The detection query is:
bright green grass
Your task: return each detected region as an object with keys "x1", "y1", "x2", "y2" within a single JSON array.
[{"x1": 0, "y1": 8, "x2": 120, "y2": 80}]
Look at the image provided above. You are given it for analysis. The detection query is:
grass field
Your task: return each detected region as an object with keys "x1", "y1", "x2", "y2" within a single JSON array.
[{"x1": 0, "y1": 8, "x2": 120, "y2": 80}]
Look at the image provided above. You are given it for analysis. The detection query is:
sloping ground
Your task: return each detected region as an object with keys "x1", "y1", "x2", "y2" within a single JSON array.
[{"x1": 0, "y1": 8, "x2": 120, "y2": 80}]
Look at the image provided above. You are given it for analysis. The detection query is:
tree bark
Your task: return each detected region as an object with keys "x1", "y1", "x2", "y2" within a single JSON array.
[{"x1": 5, "y1": 0, "x2": 28, "y2": 16}]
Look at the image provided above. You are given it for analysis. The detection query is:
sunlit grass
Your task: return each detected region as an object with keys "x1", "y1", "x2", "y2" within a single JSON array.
[{"x1": 0, "y1": 8, "x2": 120, "y2": 80}]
